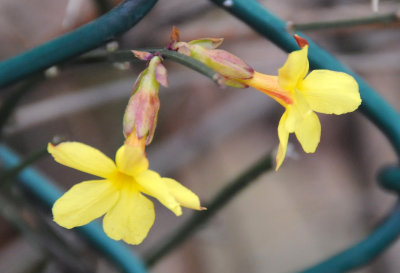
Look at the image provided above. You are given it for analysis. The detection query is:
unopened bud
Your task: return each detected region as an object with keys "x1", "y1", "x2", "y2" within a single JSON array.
[
  {"x1": 174, "y1": 41, "x2": 253, "y2": 87},
  {"x1": 200, "y1": 48, "x2": 254, "y2": 80},
  {"x1": 123, "y1": 90, "x2": 160, "y2": 145},
  {"x1": 169, "y1": 28, "x2": 254, "y2": 88},
  {"x1": 123, "y1": 56, "x2": 167, "y2": 145}
]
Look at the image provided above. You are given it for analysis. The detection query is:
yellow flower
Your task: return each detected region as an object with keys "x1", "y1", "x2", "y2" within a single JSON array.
[
  {"x1": 240, "y1": 44, "x2": 361, "y2": 170},
  {"x1": 48, "y1": 142, "x2": 203, "y2": 245}
]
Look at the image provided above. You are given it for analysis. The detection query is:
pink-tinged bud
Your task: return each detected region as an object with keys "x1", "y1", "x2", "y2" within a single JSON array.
[
  {"x1": 123, "y1": 56, "x2": 167, "y2": 145},
  {"x1": 170, "y1": 29, "x2": 254, "y2": 88},
  {"x1": 187, "y1": 44, "x2": 254, "y2": 84},
  {"x1": 123, "y1": 90, "x2": 160, "y2": 145},
  {"x1": 203, "y1": 48, "x2": 254, "y2": 80}
]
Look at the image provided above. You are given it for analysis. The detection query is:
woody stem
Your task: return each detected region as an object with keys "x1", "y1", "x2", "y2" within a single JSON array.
[{"x1": 78, "y1": 48, "x2": 223, "y2": 86}]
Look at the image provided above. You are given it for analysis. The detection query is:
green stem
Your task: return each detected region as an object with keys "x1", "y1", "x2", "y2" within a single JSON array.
[
  {"x1": 0, "y1": 75, "x2": 44, "y2": 137},
  {"x1": 0, "y1": 137, "x2": 63, "y2": 186},
  {"x1": 156, "y1": 49, "x2": 223, "y2": 86},
  {"x1": 144, "y1": 152, "x2": 273, "y2": 267},
  {"x1": 290, "y1": 12, "x2": 399, "y2": 31},
  {"x1": 78, "y1": 48, "x2": 223, "y2": 86},
  {"x1": 93, "y1": 0, "x2": 114, "y2": 15},
  {"x1": 0, "y1": 0, "x2": 158, "y2": 88},
  {"x1": 0, "y1": 148, "x2": 47, "y2": 184},
  {"x1": 0, "y1": 194, "x2": 93, "y2": 272},
  {"x1": 22, "y1": 258, "x2": 48, "y2": 273}
]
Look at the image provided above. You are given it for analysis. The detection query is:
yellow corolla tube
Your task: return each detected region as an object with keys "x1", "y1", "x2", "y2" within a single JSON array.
[
  {"x1": 48, "y1": 141, "x2": 203, "y2": 245},
  {"x1": 240, "y1": 37, "x2": 361, "y2": 170}
]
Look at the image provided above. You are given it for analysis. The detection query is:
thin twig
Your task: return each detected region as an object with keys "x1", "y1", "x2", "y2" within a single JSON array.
[
  {"x1": 93, "y1": 0, "x2": 114, "y2": 15},
  {"x1": 78, "y1": 48, "x2": 223, "y2": 86},
  {"x1": 0, "y1": 137, "x2": 64, "y2": 186},
  {"x1": 289, "y1": 11, "x2": 399, "y2": 32},
  {"x1": 0, "y1": 75, "x2": 44, "y2": 137},
  {"x1": 144, "y1": 151, "x2": 273, "y2": 267},
  {"x1": 0, "y1": 195, "x2": 93, "y2": 273}
]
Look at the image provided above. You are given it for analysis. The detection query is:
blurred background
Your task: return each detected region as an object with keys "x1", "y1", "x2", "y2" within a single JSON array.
[{"x1": 0, "y1": 0, "x2": 400, "y2": 272}]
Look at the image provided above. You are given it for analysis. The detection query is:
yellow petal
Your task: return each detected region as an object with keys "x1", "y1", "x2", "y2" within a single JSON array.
[
  {"x1": 48, "y1": 142, "x2": 116, "y2": 178},
  {"x1": 163, "y1": 178, "x2": 202, "y2": 210},
  {"x1": 295, "y1": 111, "x2": 321, "y2": 153},
  {"x1": 285, "y1": 106, "x2": 302, "y2": 133},
  {"x1": 115, "y1": 145, "x2": 149, "y2": 176},
  {"x1": 136, "y1": 170, "x2": 182, "y2": 216},
  {"x1": 103, "y1": 190, "x2": 155, "y2": 245},
  {"x1": 285, "y1": 91, "x2": 311, "y2": 132},
  {"x1": 278, "y1": 46, "x2": 309, "y2": 92},
  {"x1": 276, "y1": 111, "x2": 289, "y2": 171},
  {"x1": 52, "y1": 180, "x2": 119, "y2": 228},
  {"x1": 299, "y1": 70, "x2": 361, "y2": 114}
]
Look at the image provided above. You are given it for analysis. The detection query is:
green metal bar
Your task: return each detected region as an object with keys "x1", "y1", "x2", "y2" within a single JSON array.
[
  {"x1": 0, "y1": 0, "x2": 158, "y2": 88},
  {"x1": 299, "y1": 201, "x2": 400, "y2": 273},
  {"x1": 379, "y1": 166, "x2": 400, "y2": 193},
  {"x1": 209, "y1": 0, "x2": 400, "y2": 272}
]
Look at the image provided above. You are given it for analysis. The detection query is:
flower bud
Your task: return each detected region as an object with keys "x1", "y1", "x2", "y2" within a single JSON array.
[
  {"x1": 168, "y1": 27, "x2": 254, "y2": 87},
  {"x1": 190, "y1": 43, "x2": 254, "y2": 87},
  {"x1": 123, "y1": 56, "x2": 167, "y2": 145},
  {"x1": 173, "y1": 37, "x2": 253, "y2": 87}
]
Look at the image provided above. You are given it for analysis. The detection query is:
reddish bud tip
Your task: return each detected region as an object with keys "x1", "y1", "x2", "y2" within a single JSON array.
[
  {"x1": 294, "y1": 35, "x2": 309, "y2": 48},
  {"x1": 170, "y1": 26, "x2": 180, "y2": 43}
]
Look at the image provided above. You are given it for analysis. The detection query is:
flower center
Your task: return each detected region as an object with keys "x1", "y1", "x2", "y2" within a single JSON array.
[{"x1": 109, "y1": 170, "x2": 140, "y2": 192}]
